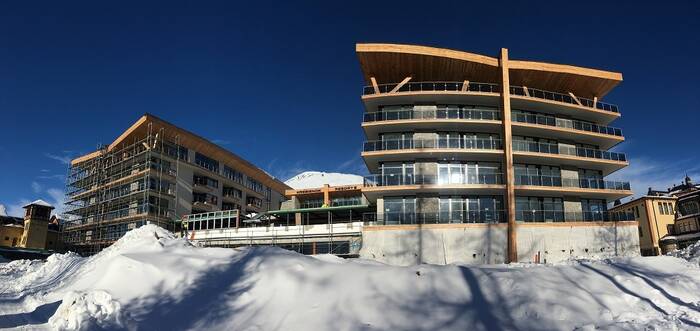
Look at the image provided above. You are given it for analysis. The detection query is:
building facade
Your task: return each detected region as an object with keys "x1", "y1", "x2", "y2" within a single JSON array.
[
  {"x1": 610, "y1": 194, "x2": 676, "y2": 256},
  {"x1": 356, "y1": 43, "x2": 638, "y2": 264},
  {"x1": 63, "y1": 114, "x2": 290, "y2": 255}
]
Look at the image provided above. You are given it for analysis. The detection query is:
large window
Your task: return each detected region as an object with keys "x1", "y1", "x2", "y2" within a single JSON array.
[
  {"x1": 195, "y1": 152, "x2": 219, "y2": 173},
  {"x1": 245, "y1": 177, "x2": 265, "y2": 193},
  {"x1": 223, "y1": 166, "x2": 244, "y2": 184},
  {"x1": 516, "y1": 197, "x2": 564, "y2": 222},
  {"x1": 383, "y1": 197, "x2": 415, "y2": 225},
  {"x1": 438, "y1": 162, "x2": 501, "y2": 185},
  {"x1": 582, "y1": 199, "x2": 607, "y2": 221},
  {"x1": 380, "y1": 162, "x2": 414, "y2": 185},
  {"x1": 193, "y1": 175, "x2": 218, "y2": 188},
  {"x1": 438, "y1": 196, "x2": 503, "y2": 223},
  {"x1": 223, "y1": 186, "x2": 242, "y2": 199},
  {"x1": 514, "y1": 164, "x2": 561, "y2": 186},
  {"x1": 679, "y1": 200, "x2": 700, "y2": 216}
]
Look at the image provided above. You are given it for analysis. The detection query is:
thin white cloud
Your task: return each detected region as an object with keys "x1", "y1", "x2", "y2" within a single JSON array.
[
  {"x1": 0, "y1": 204, "x2": 6, "y2": 216},
  {"x1": 31, "y1": 181, "x2": 42, "y2": 193},
  {"x1": 609, "y1": 157, "x2": 700, "y2": 201},
  {"x1": 45, "y1": 153, "x2": 72, "y2": 165}
]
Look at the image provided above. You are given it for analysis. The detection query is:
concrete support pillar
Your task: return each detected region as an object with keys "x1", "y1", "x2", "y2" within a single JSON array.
[
  {"x1": 499, "y1": 48, "x2": 518, "y2": 263},
  {"x1": 295, "y1": 212, "x2": 302, "y2": 226}
]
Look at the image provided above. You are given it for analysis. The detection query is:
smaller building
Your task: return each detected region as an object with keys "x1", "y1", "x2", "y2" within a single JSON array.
[
  {"x1": 181, "y1": 183, "x2": 373, "y2": 256},
  {"x1": 611, "y1": 175, "x2": 700, "y2": 255},
  {"x1": 20, "y1": 200, "x2": 55, "y2": 249},
  {"x1": 0, "y1": 215, "x2": 24, "y2": 248},
  {"x1": 667, "y1": 176, "x2": 700, "y2": 250},
  {"x1": 610, "y1": 192, "x2": 676, "y2": 256}
]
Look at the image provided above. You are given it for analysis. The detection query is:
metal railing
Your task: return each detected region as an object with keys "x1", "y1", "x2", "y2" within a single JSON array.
[
  {"x1": 512, "y1": 112, "x2": 623, "y2": 137},
  {"x1": 364, "y1": 108, "x2": 500, "y2": 122},
  {"x1": 515, "y1": 210, "x2": 635, "y2": 222},
  {"x1": 371, "y1": 210, "x2": 506, "y2": 224},
  {"x1": 360, "y1": 80, "x2": 619, "y2": 113},
  {"x1": 510, "y1": 86, "x2": 619, "y2": 113},
  {"x1": 512, "y1": 140, "x2": 626, "y2": 162},
  {"x1": 362, "y1": 81, "x2": 500, "y2": 95},
  {"x1": 514, "y1": 175, "x2": 631, "y2": 190},
  {"x1": 364, "y1": 137, "x2": 503, "y2": 152},
  {"x1": 364, "y1": 173, "x2": 503, "y2": 186}
]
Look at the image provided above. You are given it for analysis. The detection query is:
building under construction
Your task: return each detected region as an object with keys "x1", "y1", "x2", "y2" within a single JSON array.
[{"x1": 63, "y1": 114, "x2": 290, "y2": 255}]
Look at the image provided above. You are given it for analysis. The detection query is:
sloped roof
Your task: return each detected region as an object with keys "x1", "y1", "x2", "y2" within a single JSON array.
[
  {"x1": 22, "y1": 199, "x2": 55, "y2": 209},
  {"x1": 356, "y1": 43, "x2": 622, "y2": 98}
]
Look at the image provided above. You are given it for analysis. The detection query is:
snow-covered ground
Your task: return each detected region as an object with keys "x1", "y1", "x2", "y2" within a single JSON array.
[
  {"x1": 285, "y1": 171, "x2": 364, "y2": 189},
  {"x1": 2, "y1": 226, "x2": 700, "y2": 330}
]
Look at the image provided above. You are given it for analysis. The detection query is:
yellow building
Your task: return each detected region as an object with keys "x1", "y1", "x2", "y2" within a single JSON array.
[
  {"x1": 0, "y1": 216, "x2": 24, "y2": 248},
  {"x1": 610, "y1": 195, "x2": 676, "y2": 256}
]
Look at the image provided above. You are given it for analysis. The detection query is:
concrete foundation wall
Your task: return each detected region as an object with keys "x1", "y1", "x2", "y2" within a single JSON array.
[
  {"x1": 360, "y1": 224, "x2": 508, "y2": 266},
  {"x1": 359, "y1": 222, "x2": 640, "y2": 266},
  {"x1": 516, "y1": 223, "x2": 641, "y2": 263}
]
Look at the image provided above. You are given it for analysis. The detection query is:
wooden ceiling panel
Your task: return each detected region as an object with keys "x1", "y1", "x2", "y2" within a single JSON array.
[{"x1": 357, "y1": 43, "x2": 622, "y2": 98}]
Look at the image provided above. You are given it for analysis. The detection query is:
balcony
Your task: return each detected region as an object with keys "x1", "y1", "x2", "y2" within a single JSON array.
[
  {"x1": 371, "y1": 210, "x2": 506, "y2": 225},
  {"x1": 510, "y1": 86, "x2": 618, "y2": 113},
  {"x1": 362, "y1": 108, "x2": 501, "y2": 138},
  {"x1": 362, "y1": 174, "x2": 505, "y2": 201},
  {"x1": 512, "y1": 140, "x2": 627, "y2": 175},
  {"x1": 363, "y1": 81, "x2": 499, "y2": 95},
  {"x1": 515, "y1": 210, "x2": 635, "y2": 223},
  {"x1": 511, "y1": 112, "x2": 624, "y2": 149},
  {"x1": 361, "y1": 81, "x2": 501, "y2": 111},
  {"x1": 514, "y1": 175, "x2": 632, "y2": 200},
  {"x1": 362, "y1": 138, "x2": 504, "y2": 171},
  {"x1": 509, "y1": 85, "x2": 620, "y2": 124}
]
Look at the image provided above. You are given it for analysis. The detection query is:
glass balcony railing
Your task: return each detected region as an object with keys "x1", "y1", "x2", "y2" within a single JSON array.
[
  {"x1": 360, "y1": 81, "x2": 619, "y2": 114},
  {"x1": 510, "y1": 86, "x2": 619, "y2": 113},
  {"x1": 512, "y1": 113, "x2": 623, "y2": 137},
  {"x1": 514, "y1": 175, "x2": 630, "y2": 191},
  {"x1": 364, "y1": 138, "x2": 503, "y2": 152},
  {"x1": 363, "y1": 108, "x2": 500, "y2": 122},
  {"x1": 362, "y1": 81, "x2": 500, "y2": 95},
  {"x1": 515, "y1": 210, "x2": 635, "y2": 222},
  {"x1": 373, "y1": 210, "x2": 506, "y2": 225},
  {"x1": 364, "y1": 173, "x2": 503, "y2": 186},
  {"x1": 512, "y1": 140, "x2": 626, "y2": 162}
]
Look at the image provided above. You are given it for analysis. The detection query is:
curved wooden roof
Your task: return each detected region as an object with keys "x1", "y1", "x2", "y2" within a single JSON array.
[
  {"x1": 356, "y1": 43, "x2": 622, "y2": 98},
  {"x1": 71, "y1": 114, "x2": 291, "y2": 193}
]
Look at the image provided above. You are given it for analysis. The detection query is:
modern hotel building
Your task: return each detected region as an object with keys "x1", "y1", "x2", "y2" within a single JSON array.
[
  {"x1": 63, "y1": 114, "x2": 290, "y2": 254},
  {"x1": 357, "y1": 43, "x2": 638, "y2": 264}
]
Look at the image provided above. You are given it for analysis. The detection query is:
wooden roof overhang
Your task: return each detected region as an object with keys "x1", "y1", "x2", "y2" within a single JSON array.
[
  {"x1": 71, "y1": 114, "x2": 291, "y2": 193},
  {"x1": 356, "y1": 43, "x2": 622, "y2": 99}
]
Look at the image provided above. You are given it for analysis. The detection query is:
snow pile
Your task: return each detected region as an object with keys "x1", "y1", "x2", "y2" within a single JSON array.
[
  {"x1": 285, "y1": 171, "x2": 363, "y2": 189},
  {"x1": 668, "y1": 241, "x2": 700, "y2": 265},
  {"x1": 49, "y1": 290, "x2": 126, "y2": 330},
  {"x1": 2, "y1": 225, "x2": 700, "y2": 330}
]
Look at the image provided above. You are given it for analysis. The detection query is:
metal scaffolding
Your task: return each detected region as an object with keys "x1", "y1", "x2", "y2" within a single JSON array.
[{"x1": 62, "y1": 124, "x2": 182, "y2": 255}]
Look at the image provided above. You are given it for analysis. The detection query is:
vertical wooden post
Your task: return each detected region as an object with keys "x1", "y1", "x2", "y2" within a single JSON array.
[
  {"x1": 323, "y1": 184, "x2": 331, "y2": 206},
  {"x1": 500, "y1": 48, "x2": 517, "y2": 263}
]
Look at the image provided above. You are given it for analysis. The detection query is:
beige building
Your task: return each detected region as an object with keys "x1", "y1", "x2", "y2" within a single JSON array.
[
  {"x1": 0, "y1": 216, "x2": 24, "y2": 248},
  {"x1": 610, "y1": 195, "x2": 676, "y2": 256},
  {"x1": 20, "y1": 200, "x2": 54, "y2": 249},
  {"x1": 356, "y1": 43, "x2": 637, "y2": 264},
  {"x1": 63, "y1": 114, "x2": 291, "y2": 255}
]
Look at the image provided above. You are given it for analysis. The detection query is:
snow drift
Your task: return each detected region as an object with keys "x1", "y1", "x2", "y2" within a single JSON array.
[
  {"x1": 2, "y1": 225, "x2": 700, "y2": 330},
  {"x1": 285, "y1": 171, "x2": 363, "y2": 189}
]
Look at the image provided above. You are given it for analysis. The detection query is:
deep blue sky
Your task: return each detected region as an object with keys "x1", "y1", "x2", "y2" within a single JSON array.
[{"x1": 1, "y1": 1, "x2": 698, "y2": 216}]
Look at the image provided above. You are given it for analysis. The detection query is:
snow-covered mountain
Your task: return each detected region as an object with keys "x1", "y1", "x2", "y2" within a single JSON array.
[{"x1": 285, "y1": 171, "x2": 364, "y2": 189}]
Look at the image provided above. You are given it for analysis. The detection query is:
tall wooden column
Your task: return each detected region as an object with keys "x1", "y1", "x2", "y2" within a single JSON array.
[{"x1": 499, "y1": 48, "x2": 517, "y2": 263}]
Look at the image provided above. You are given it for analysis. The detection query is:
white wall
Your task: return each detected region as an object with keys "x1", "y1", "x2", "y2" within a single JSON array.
[
  {"x1": 360, "y1": 225, "x2": 508, "y2": 266},
  {"x1": 359, "y1": 223, "x2": 640, "y2": 266}
]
